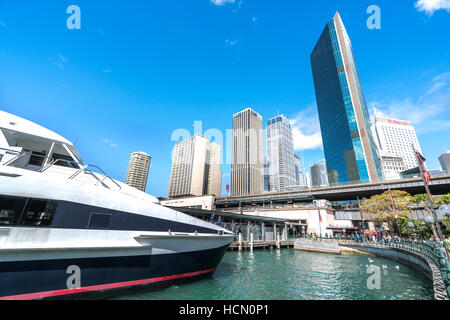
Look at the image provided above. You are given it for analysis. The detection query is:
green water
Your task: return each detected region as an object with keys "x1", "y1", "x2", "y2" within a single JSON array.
[{"x1": 115, "y1": 249, "x2": 434, "y2": 300}]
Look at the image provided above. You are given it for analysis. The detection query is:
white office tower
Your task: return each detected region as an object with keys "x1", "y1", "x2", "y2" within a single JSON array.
[
  {"x1": 168, "y1": 135, "x2": 221, "y2": 198},
  {"x1": 125, "y1": 152, "x2": 151, "y2": 192},
  {"x1": 310, "y1": 160, "x2": 329, "y2": 188},
  {"x1": 266, "y1": 115, "x2": 298, "y2": 192},
  {"x1": 372, "y1": 108, "x2": 422, "y2": 175},
  {"x1": 231, "y1": 108, "x2": 264, "y2": 196}
]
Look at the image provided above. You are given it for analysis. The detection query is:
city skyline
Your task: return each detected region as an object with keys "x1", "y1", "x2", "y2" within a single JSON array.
[{"x1": 1, "y1": 1, "x2": 449, "y2": 197}]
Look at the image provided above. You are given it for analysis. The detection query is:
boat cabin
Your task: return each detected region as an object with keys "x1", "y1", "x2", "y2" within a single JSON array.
[{"x1": 0, "y1": 110, "x2": 82, "y2": 172}]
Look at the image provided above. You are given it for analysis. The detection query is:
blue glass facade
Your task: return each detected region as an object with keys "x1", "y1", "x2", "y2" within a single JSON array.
[{"x1": 310, "y1": 14, "x2": 383, "y2": 186}]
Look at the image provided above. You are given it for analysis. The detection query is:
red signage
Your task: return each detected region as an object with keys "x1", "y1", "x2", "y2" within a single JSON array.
[{"x1": 388, "y1": 119, "x2": 410, "y2": 126}]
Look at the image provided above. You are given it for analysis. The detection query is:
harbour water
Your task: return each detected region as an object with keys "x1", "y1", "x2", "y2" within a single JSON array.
[{"x1": 115, "y1": 248, "x2": 434, "y2": 300}]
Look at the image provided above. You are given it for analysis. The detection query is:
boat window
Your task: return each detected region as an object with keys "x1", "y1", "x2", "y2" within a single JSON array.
[
  {"x1": 88, "y1": 213, "x2": 111, "y2": 229},
  {"x1": 0, "y1": 196, "x2": 27, "y2": 226},
  {"x1": 19, "y1": 199, "x2": 58, "y2": 227},
  {"x1": 51, "y1": 153, "x2": 79, "y2": 169},
  {"x1": 27, "y1": 151, "x2": 46, "y2": 167}
]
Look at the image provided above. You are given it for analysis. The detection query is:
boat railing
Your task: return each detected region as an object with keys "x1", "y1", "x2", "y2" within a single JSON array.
[
  {"x1": 40, "y1": 158, "x2": 79, "y2": 172},
  {"x1": 3, "y1": 150, "x2": 28, "y2": 166},
  {"x1": 3, "y1": 150, "x2": 121, "y2": 192},
  {"x1": 69, "y1": 164, "x2": 121, "y2": 191}
]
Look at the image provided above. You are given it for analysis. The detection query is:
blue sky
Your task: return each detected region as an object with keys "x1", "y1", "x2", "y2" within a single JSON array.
[{"x1": 0, "y1": 0, "x2": 449, "y2": 197}]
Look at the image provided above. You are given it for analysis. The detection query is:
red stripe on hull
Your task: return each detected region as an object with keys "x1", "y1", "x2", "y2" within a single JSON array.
[{"x1": 0, "y1": 267, "x2": 216, "y2": 300}]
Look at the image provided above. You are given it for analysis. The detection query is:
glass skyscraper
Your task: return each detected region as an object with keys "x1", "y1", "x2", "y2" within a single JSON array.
[
  {"x1": 266, "y1": 114, "x2": 297, "y2": 192},
  {"x1": 310, "y1": 12, "x2": 383, "y2": 186}
]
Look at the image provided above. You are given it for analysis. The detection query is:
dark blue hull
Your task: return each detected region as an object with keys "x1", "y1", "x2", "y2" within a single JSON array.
[{"x1": 0, "y1": 244, "x2": 229, "y2": 300}]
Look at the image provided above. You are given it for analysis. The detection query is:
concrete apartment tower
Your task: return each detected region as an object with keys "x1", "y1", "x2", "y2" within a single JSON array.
[
  {"x1": 266, "y1": 114, "x2": 297, "y2": 192},
  {"x1": 168, "y1": 135, "x2": 221, "y2": 198},
  {"x1": 231, "y1": 108, "x2": 264, "y2": 196},
  {"x1": 125, "y1": 152, "x2": 151, "y2": 192},
  {"x1": 311, "y1": 12, "x2": 383, "y2": 186}
]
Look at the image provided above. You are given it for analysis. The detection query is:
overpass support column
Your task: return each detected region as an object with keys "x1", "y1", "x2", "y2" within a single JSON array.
[{"x1": 261, "y1": 222, "x2": 265, "y2": 241}]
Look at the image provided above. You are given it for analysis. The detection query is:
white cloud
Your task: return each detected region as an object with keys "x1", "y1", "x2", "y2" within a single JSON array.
[
  {"x1": 415, "y1": 0, "x2": 450, "y2": 15},
  {"x1": 98, "y1": 29, "x2": 110, "y2": 37},
  {"x1": 225, "y1": 39, "x2": 239, "y2": 46},
  {"x1": 370, "y1": 71, "x2": 450, "y2": 133},
  {"x1": 103, "y1": 139, "x2": 119, "y2": 148},
  {"x1": 288, "y1": 106, "x2": 323, "y2": 151},
  {"x1": 210, "y1": 0, "x2": 235, "y2": 6},
  {"x1": 49, "y1": 54, "x2": 70, "y2": 71}
]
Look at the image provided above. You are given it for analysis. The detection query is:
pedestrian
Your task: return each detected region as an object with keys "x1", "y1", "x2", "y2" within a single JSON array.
[{"x1": 218, "y1": 216, "x2": 222, "y2": 226}]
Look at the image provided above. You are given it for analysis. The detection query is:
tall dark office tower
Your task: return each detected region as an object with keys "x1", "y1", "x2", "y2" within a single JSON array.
[{"x1": 311, "y1": 12, "x2": 383, "y2": 186}]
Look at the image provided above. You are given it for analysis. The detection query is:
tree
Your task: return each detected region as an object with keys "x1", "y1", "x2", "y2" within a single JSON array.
[
  {"x1": 409, "y1": 193, "x2": 450, "y2": 206},
  {"x1": 361, "y1": 190, "x2": 412, "y2": 234}
]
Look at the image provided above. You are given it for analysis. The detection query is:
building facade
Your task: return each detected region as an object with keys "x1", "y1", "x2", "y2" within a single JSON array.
[
  {"x1": 294, "y1": 154, "x2": 308, "y2": 189},
  {"x1": 161, "y1": 195, "x2": 216, "y2": 211},
  {"x1": 439, "y1": 151, "x2": 450, "y2": 172},
  {"x1": 371, "y1": 108, "x2": 422, "y2": 172},
  {"x1": 379, "y1": 152, "x2": 407, "y2": 181},
  {"x1": 266, "y1": 114, "x2": 297, "y2": 192},
  {"x1": 310, "y1": 160, "x2": 329, "y2": 188},
  {"x1": 125, "y1": 152, "x2": 151, "y2": 192},
  {"x1": 264, "y1": 155, "x2": 271, "y2": 192},
  {"x1": 231, "y1": 108, "x2": 264, "y2": 196},
  {"x1": 168, "y1": 135, "x2": 221, "y2": 198},
  {"x1": 310, "y1": 12, "x2": 383, "y2": 186}
]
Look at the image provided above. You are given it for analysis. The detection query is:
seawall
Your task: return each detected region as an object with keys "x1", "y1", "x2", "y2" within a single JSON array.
[{"x1": 337, "y1": 241, "x2": 448, "y2": 300}]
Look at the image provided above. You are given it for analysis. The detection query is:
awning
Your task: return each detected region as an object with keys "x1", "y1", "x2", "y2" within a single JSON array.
[{"x1": 363, "y1": 231, "x2": 378, "y2": 235}]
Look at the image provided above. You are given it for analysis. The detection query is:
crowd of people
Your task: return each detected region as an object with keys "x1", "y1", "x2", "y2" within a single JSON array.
[{"x1": 303, "y1": 231, "x2": 450, "y2": 254}]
